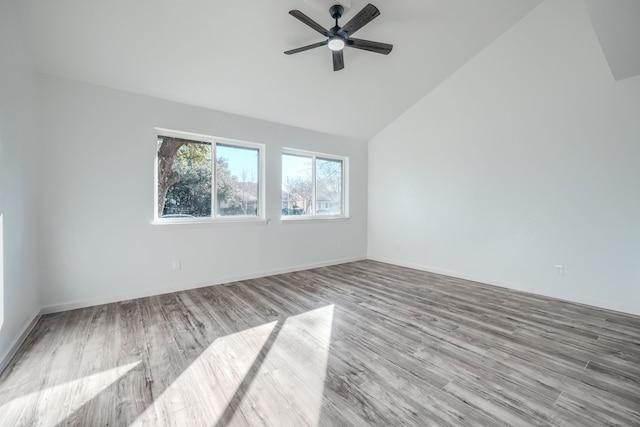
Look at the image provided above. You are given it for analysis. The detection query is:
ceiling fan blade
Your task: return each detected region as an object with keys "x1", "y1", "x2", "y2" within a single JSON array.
[
  {"x1": 289, "y1": 10, "x2": 330, "y2": 37},
  {"x1": 340, "y1": 3, "x2": 380, "y2": 36},
  {"x1": 332, "y1": 50, "x2": 344, "y2": 71},
  {"x1": 284, "y1": 41, "x2": 328, "y2": 55},
  {"x1": 347, "y1": 38, "x2": 393, "y2": 55}
]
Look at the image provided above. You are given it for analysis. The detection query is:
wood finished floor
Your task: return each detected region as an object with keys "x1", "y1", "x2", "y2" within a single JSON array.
[{"x1": 1, "y1": 260, "x2": 639, "y2": 426}]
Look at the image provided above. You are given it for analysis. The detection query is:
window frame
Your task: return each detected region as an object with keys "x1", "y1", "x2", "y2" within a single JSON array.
[
  {"x1": 154, "y1": 128, "x2": 266, "y2": 224},
  {"x1": 281, "y1": 147, "x2": 349, "y2": 221}
]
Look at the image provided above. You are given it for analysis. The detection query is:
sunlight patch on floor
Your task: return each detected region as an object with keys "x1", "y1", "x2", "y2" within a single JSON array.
[
  {"x1": 242, "y1": 304, "x2": 335, "y2": 426},
  {"x1": 132, "y1": 321, "x2": 278, "y2": 425},
  {"x1": 0, "y1": 361, "x2": 140, "y2": 426},
  {"x1": 132, "y1": 305, "x2": 335, "y2": 426}
]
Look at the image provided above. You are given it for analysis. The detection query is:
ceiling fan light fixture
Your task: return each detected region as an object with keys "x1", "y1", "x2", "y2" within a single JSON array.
[
  {"x1": 328, "y1": 37, "x2": 345, "y2": 51},
  {"x1": 284, "y1": 4, "x2": 392, "y2": 71}
]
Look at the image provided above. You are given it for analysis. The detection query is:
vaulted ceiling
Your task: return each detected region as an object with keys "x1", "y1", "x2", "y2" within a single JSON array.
[
  {"x1": 584, "y1": 0, "x2": 640, "y2": 82},
  {"x1": 20, "y1": 0, "x2": 547, "y2": 140}
]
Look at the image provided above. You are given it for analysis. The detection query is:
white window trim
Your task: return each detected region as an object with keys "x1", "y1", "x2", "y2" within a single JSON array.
[
  {"x1": 152, "y1": 218, "x2": 270, "y2": 227},
  {"x1": 153, "y1": 128, "x2": 266, "y2": 225},
  {"x1": 281, "y1": 147, "x2": 349, "y2": 221}
]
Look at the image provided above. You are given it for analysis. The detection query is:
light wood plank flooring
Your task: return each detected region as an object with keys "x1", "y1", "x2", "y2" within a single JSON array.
[{"x1": 1, "y1": 260, "x2": 639, "y2": 426}]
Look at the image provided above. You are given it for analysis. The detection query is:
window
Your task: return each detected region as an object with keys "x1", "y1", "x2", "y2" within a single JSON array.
[
  {"x1": 156, "y1": 130, "x2": 264, "y2": 222},
  {"x1": 282, "y1": 149, "x2": 347, "y2": 219}
]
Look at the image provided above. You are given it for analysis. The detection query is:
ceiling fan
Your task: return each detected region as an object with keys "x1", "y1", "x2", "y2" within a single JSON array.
[{"x1": 284, "y1": 3, "x2": 393, "y2": 71}]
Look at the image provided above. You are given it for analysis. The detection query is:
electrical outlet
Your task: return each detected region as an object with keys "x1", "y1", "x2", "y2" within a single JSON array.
[
  {"x1": 172, "y1": 260, "x2": 182, "y2": 271},
  {"x1": 337, "y1": 241, "x2": 342, "y2": 249},
  {"x1": 555, "y1": 264, "x2": 564, "y2": 276}
]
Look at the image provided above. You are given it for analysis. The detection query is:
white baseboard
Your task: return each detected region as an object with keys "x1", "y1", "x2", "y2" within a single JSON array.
[
  {"x1": 0, "y1": 309, "x2": 43, "y2": 374},
  {"x1": 41, "y1": 256, "x2": 366, "y2": 315},
  {"x1": 367, "y1": 256, "x2": 640, "y2": 317}
]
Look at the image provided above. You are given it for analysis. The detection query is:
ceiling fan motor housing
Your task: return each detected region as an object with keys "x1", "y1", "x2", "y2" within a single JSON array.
[
  {"x1": 330, "y1": 4, "x2": 344, "y2": 20},
  {"x1": 302, "y1": 0, "x2": 352, "y2": 14}
]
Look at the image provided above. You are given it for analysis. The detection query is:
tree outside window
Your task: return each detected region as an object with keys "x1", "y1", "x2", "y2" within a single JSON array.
[
  {"x1": 282, "y1": 150, "x2": 346, "y2": 218},
  {"x1": 156, "y1": 134, "x2": 262, "y2": 220}
]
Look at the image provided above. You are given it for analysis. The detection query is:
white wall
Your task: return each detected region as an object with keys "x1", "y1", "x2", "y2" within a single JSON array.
[
  {"x1": 38, "y1": 75, "x2": 367, "y2": 310},
  {"x1": 0, "y1": 0, "x2": 41, "y2": 367},
  {"x1": 368, "y1": 0, "x2": 640, "y2": 315}
]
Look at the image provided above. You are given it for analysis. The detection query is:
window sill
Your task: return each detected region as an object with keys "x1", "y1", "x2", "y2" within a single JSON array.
[
  {"x1": 281, "y1": 216, "x2": 350, "y2": 224},
  {"x1": 152, "y1": 218, "x2": 270, "y2": 228}
]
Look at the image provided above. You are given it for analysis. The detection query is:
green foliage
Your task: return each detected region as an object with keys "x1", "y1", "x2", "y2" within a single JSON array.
[
  {"x1": 164, "y1": 142, "x2": 212, "y2": 216},
  {"x1": 176, "y1": 142, "x2": 210, "y2": 164},
  {"x1": 215, "y1": 156, "x2": 236, "y2": 207},
  {"x1": 161, "y1": 141, "x2": 246, "y2": 217}
]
